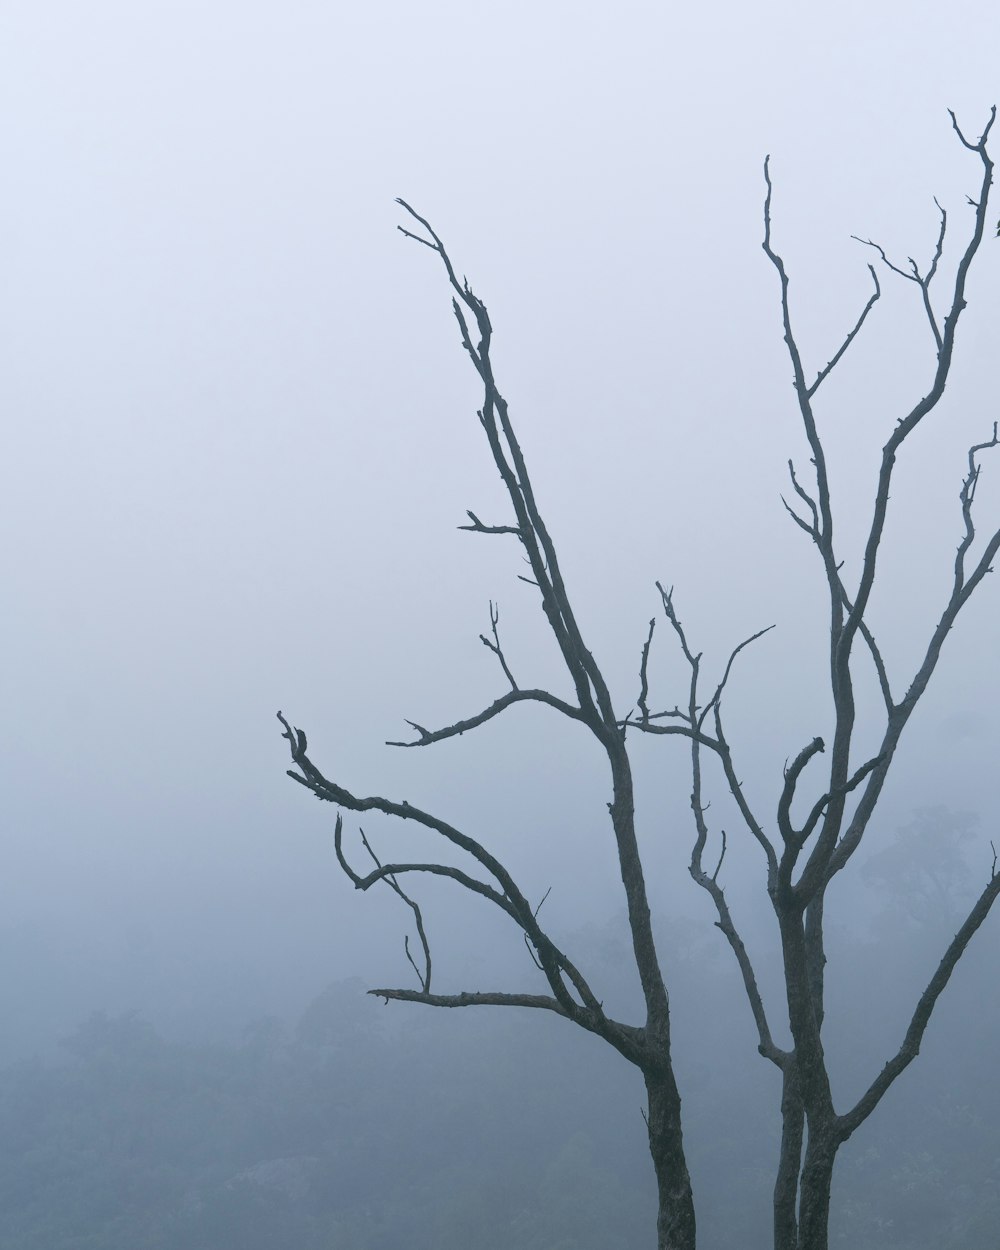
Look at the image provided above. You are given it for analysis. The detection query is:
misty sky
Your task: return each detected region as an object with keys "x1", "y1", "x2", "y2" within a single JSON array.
[{"x1": 1, "y1": 1, "x2": 998, "y2": 1057}]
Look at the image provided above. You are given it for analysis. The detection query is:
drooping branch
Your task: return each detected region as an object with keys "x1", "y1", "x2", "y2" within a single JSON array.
[
  {"x1": 689, "y1": 799, "x2": 785, "y2": 1068},
  {"x1": 278, "y1": 711, "x2": 614, "y2": 1030},
  {"x1": 357, "y1": 824, "x2": 432, "y2": 993},
  {"x1": 336, "y1": 821, "x2": 511, "y2": 916},
  {"x1": 782, "y1": 460, "x2": 820, "y2": 540}
]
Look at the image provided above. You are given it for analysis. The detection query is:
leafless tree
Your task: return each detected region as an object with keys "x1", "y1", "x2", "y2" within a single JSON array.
[{"x1": 279, "y1": 109, "x2": 999, "y2": 1250}]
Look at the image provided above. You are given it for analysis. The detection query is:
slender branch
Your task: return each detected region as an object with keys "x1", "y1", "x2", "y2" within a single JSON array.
[
  {"x1": 623, "y1": 718, "x2": 723, "y2": 751},
  {"x1": 713, "y1": 704, "x2": 778, "y2": 877},
  {"x1": 643, "y1": 706, "x2": 693, "y2": 723},
  {"x1": 806, "y1": 264, "x2": 881, "y2": 398},
  {"x1": 280, "y1": 709, "x2": 628, "y2": 1042},
  {"x1": 385, "y1": 687, "x2": 586, "y2": 747},
  {"x1": 396, "y1": 198, "x2": 618, "y2": 730},
  {"x1": 839, "y1": 858, "x2": 1000, "y2": 1138},
  {"x1": 699, "y1": 624, "x2": 776, "y2": 731},
  {"x1": 358, "y1": 825, "x2": 432, "y2": 993},
  {"x1": 459, "y1": 509, "x2": 521, "y2": 536},
  {"x1": 852, "y1": 211, "x2": 944, "y2": 353},
  {"x1": 780, "y1": 496, "x2": 816, "y2": 538},
  {"x1": 479, "y1": 601, "x2": 518, "y2": 691},
  {"x1": 523, "y1": 885, "x2": 552, "y2": 970},
  {"x1": 637, "y1": 617, "x2": 656, "y2": 723},
  {"x1": 337, "y1": 842, "x2": 510, "y2": 914},
  {"x1": 711, "y1": 829, "x2": 727, "y2": 882},
  {"x1": 837, "y1": 582, "x2": 895, "y2": 712},
  {"x1": 786, "y1": 460, "x2": 820, "y2": 536},
  {"x1": 795, "y1": 750, "x2": 887, "y2": 853},
  {"x1": 685, "y1": 632, "x2": 783, "y2": 1064},
  {"x1": 762, "y1": 156, "x2": 838, "y2": 592},
  {"x1": 693, "y1": 854, "x2": 785, "y2": 1067},
  {"x1": 656, "y1": 581, "x2": 700, "y2": 669}
]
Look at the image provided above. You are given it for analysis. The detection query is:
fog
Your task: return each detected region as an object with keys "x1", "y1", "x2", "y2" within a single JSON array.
[{"x1": 1, "y1": 2, "x2": 998, "y2": 1246}]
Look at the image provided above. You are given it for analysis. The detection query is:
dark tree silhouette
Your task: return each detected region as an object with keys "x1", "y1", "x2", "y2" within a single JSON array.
[{"x1": 280, "y1": 109, "x2": 999, "y2": 1250}]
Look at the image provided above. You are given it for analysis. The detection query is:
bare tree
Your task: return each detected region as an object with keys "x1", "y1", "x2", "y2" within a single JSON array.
[
  {"x1": 279, "y1": 110, "x2": 999, "y2": 1250},
  {"x1": 633, "y1": 108, "x2": 999, "y2": 1249}
]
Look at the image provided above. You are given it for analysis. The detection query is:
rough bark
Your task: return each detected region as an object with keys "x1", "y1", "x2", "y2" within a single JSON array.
[
  {"x1": 645, "y1": 1065, "x2": 697, "y2": 1250},
  {"x1": 772, "y1": 1061, "x2": 803, "y2": 1250},
  {"x1": 795, "y1": 1129, "x2": 839, "y2": 1250}
]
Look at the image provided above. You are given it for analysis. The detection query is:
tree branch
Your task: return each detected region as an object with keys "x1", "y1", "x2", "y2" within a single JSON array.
[
  {"x1": 479, "y1": 601, "x2": 518, "y2": 691},
  {"x1": 777, "y1": 737, "x2": 825, "y2": 849},
  {"x1": 806, "y1": 264, "x2": 881, "y2": 398},
  {"x1": 280, "y1": 711, "x2": 606, "y2": 1021},
  {"x1": 852, "y1": 213, "x2": 944, "y2": 354},
  {"x1": 459, "y1": 509, "x2": 521, "y2": 536},
  {"x1": 357, "y1": 825, "x2": 432, "y2": 993},
  {"x1": 385, "y1": 687, "x2": 586, "y2": 747},
  {"x1": 636, "y1": 617, "x2": 656, "y2": 724},
  {"x1": 395, "y1": 198, "x2": 618, "y2": 730},
  {"x1": 839, "y1": 857, "x2": 1000, "y2": 1139},
  {"x1": 683, "y1": 613, "x2": 782, "y2": 1066},
  {"x1": 843, "y1": 111, "x2": 995, "y2": 657},
  {"x1": 699, "y1": 623, "x2": 776, "y2": 731},
  {"x1": 369, "y1": 987, "x2": 572, "y2": 1014},
  {"x1": 825, "y1": 423, "x2": 1000, "y2": 881}
]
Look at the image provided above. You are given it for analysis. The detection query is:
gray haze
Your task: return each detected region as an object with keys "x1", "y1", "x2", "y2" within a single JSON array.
[{"x1": 1, "y1": 0, "x2": 998, "y2": 1148}]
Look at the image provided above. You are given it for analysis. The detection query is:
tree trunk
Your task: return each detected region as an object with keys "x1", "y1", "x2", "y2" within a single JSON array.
[
  {"x1": 795, "y1": 1129, "x2": 838, "y2": 1250},
  {"x1": 773, "y1": 1062, "x2": 804, "y2": 1250},
  {"x1": 644, "y1": 1067, "x2": 697, "y2": 1250}
]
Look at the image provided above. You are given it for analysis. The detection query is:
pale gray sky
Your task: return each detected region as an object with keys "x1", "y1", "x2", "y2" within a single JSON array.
[{"x1": 0, "y1": 0, "x2": 997, "y2": 1052}]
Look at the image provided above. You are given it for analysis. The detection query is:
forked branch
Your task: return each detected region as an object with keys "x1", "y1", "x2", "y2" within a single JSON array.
[{"x1": 278, "y1": 710, "x2": 617, "y2": 1034}]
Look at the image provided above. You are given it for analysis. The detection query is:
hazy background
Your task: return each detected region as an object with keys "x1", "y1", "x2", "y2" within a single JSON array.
[{"x1": 0, "y1": 2, "x2": 998, "y2": 1242}]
